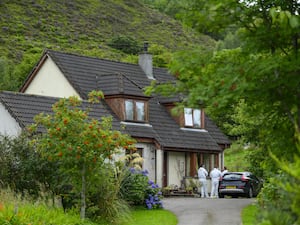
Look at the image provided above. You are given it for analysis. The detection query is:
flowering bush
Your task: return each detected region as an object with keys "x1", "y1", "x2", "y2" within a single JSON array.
[
  {"x1": 119, "y1": 168, "x2": 163, "y2": 209},
  {"x1": 145, "y1": 180, "x2": 163, "y2": 210}
]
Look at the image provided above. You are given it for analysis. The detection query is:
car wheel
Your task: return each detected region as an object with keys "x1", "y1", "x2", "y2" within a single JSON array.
[
  {"x1": 219, "y1": 193, "x2": 224, "y2": 198},
  {"x1": 247, "y1": 187, "x2": 253, "y2": 198}
]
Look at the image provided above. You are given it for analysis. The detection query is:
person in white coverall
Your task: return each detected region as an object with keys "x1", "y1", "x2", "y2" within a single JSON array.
[
  {"x1": 221, "y1": 166, "x2": 228, "y2": 176},
  {"x1": 198, "y1": 164, "x2": 208, "y2": 198},
  {"x1": 210, "y1": 167, "x2": 222, "y2": 198}
]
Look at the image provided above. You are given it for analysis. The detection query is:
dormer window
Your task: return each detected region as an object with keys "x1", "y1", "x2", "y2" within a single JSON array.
[
  {"x1": 184, "y1": 108, "x2": 201, "y2": 128},
  {"x1": 125, "y1": 99, "x2": 146, "y2": 122}
]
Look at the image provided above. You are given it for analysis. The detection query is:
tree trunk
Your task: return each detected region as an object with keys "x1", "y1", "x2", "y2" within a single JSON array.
[{"x1": 80, "y1": 163, "x2": 86, "y2": 220}]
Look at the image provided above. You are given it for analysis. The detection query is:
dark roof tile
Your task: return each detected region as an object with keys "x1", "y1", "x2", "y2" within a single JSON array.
[{"x1": 16, "y1": 50, "x2": 230, "y2": 151}]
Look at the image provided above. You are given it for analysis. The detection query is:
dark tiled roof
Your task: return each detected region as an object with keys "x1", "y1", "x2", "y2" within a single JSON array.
[
  {"x1": 0, "y1": 91, "x2": 119, "y2": 131},
  {"x1": 46, "y1": 50, "x2": 152, "y2": 98},
  {"x1": 147, "y1": 99, "x2": 221, "y2": 151},
  {"x1": 17, "y1": 50, "x2": 230, "y2": 151},
  {"x1": 0, "y1": 91, "x2": 158, "y2": 139},
  {"x1": 96, "y1": 73, "x2": 148, "y2": 97}
]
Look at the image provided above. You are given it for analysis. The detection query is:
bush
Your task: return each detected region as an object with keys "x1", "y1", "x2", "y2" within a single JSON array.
[
  {"x1": 108, "y1": 35, "x2": 141, "y2": 55},
  {"x1": 0, "y1": 189, "x2": 96, "y2": 225},
  {"x1": 86, "y1": 164, "x2": 131, "y2": 225},
  {"x1": 0, "y1": 134, "x2": 59, "y2": 200},
  {"x1": 119, "y1": 168, "x2": 163, "y2": 209},
  {"x1": 145, "y1": 180, "x2": 163, "y2": 209}
]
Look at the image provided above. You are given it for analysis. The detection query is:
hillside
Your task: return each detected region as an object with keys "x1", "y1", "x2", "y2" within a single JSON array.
[{"x1": 0, "y1": 0, "x2": 215, "y2": 64}]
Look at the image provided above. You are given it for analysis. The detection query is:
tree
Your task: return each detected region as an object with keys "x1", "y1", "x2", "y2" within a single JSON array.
[
  {"x1": 146, "y1": 0, "x2": 300, "y2": 158},
  {"x1": 0, "y1": 133, "x2": 59, "y2": 199},
  {"x1": 29, "y1": 91, "x2": 136, "y2": 219},
  {"x1": 145, "y1": 0, "x2": 300, "y2": 223}
]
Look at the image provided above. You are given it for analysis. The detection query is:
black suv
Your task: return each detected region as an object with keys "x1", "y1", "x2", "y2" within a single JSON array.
[{"x1": 218, "y1": 172, "x2": 263, "y2": 198}]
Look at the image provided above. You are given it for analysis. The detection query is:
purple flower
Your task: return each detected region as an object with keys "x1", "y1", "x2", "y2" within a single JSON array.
[{"x1": 142, "y1": 170, "x2": 149, "y2": 176}]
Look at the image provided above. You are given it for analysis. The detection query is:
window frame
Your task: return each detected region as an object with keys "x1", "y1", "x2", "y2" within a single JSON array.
[
  {"x1": 124, "y1": 99, "x2": 147, "y2": 122},
  {"x1": 184, "y1": 108, "x2": 202, "y2": 128}
]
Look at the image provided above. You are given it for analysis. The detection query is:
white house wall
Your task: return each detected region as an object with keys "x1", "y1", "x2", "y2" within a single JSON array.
[
  {"x1": 136, "y1": 143, "x2": 156, "y2": 182},
  {"x1": 168, "y1": 152, "x2": 186, "y2": 188},
  {"x1": 24, "y1": 57, "x2": 80, "y2": 99},
  {"x1": 0, "y1": 103, "x2": 22, "y2": 136},
  {"x1": 156, "y1": 149, "x2": 163, "y2": 187}
]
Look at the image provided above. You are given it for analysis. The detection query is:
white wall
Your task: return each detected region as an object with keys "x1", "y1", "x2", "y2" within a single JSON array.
[
  {"x1": 156, "y1": 149, "x2": 163, "y2": 187},
  {"x1": 168, "y1": 152, "x2": 186, "y2": 188},
  {"x1": 0, "y1": 103, "x2": 22, "y2": 136},
  {"x1": 24, "y1": 57, "x2": 81, "y2": 99},
  {"x1": 136, "y1": 143, "x2": 156, "y2": 182}
]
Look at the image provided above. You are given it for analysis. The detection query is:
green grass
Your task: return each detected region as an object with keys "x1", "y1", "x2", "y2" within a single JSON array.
[
  {"x1": 122, "y1": 208, "x2": 177, "y2": 225},
  {"x1": 241, "y1": 203, "x2": 259, "y2": 225},
  {"x1": 224, "y1": 142, "x2": 250, "y2": 171}
]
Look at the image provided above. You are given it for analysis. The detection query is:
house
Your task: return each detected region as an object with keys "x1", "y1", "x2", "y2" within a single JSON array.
[{"x1": 0, "y1": 49, "x2": 230, "y2": 188}]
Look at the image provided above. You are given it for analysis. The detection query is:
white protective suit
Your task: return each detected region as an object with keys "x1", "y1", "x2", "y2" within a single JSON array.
[
  {"x1": 198, "y1": 165, "x2": 208, "y2": 198},
  {"x1": 210, "y1": 167, "x2": 222, "y2": 198}
]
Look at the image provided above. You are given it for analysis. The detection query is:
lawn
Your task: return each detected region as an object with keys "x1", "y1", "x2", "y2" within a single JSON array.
[
  {"x1": 122, "y1": 208, "x2": 177, "y2": 225},
  {"x1": 241, "y1": 203, "x2": 259, "y2": 225}
]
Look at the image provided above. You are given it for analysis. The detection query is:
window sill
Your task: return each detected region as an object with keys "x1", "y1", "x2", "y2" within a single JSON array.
[
  {"x1": 121, "y1": 121, "x2": 153, "y2": 127},
  {"x1": 180, "y1": 127, "x2": 208, "y2": 132}
]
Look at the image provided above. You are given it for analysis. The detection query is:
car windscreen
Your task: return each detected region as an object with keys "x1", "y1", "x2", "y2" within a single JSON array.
[{"x1": 223, "y1": 173, "x2": 243, "y2": 180}]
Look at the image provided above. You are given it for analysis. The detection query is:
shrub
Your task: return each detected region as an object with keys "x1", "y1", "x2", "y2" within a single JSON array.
[
  {"x1": 119, "y1": 168, "x2": 149, "y2": 205},
  {"x1": 145, "y1": 180, "x2": 163, "y2": 209},
  {"x1": 108, "y1": 35, "x2": 141, "y2": 55},
  {"x1": 86, "y1": 163, "x2": 131, "y2": 225},
  {"x1": 119, "y1": 168, "x2": 163, "y2": 209},
  {"x1": 0, "y1": 134, "x2": 59, "y2": 200}
]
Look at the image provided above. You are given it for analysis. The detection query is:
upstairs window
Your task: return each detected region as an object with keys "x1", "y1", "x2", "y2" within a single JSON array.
[
  {"x1": 184, "y1": 108, "x2": 201, "y2": 128},
  {"x1": 125, "y1": 100, "x2": 146, "y2": 122}
]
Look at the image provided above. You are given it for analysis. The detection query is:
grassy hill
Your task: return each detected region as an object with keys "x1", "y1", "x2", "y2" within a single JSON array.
[
  {"x1": 0, "y1": 0, "x2": 214, "y2": 63},
  {"x1": 0, "y1": 0, "x2": 215, "y2": 91}
]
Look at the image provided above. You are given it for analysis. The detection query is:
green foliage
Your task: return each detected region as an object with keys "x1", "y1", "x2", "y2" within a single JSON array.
[
  {"x1": 29, "y1": 92, "x2": 137, "y2": 219},
  {"x1": 119, "y1": 168, "x2": 149, "y2": 206},
  {"x1": 0, "y1": 188, "x2": 176, "y2": 225},
  {"x1": 0, "y1": 0, "x2": 213, "y2": 91},
  {"x1": 146, "y1": 2, "x2": 299, "y2": 224},
  {"x1": 119, "y1": 168, "x2": 163, "y2": 210},
  {"x1": 241, "y1": 204, "x2": 259, "y2": 225},
  {"x1": 122, "y1": 208, "x2": 177, "y2": 225},
  {"x1": 223, "y1": 141, "x2": 250, "y2": 172},
  {"x1": 108, "y1": 35, "x2": 141, "y2": 55},
  {"x1": 0, "y1": 189, "x2": 98, "y2": 225},
  {"x1": 0, "y1": 133, "x2": 59, "y2": 200},
  {"x1": 86, "y1": 164, "x2": 131, "y2": 225},
  {"x1": 0, "y1": 57, "x2": 13, "y2": 91}
]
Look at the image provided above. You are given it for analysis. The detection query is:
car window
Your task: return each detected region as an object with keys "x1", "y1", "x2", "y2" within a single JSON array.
[{"x1": 223, "y1": 173, "x2": 242, "y2": 180}]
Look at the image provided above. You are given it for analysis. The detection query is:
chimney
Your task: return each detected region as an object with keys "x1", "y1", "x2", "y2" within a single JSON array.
[{"x1": 139, "y1": 42, "x2": 154, "y2": 80}]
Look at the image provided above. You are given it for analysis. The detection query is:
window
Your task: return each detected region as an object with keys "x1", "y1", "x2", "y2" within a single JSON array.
[
  {"x1": 125, "y1": 100, "x2": 146, "y2": 122},
  {"x1": 184, "y1": 108, "x2": 201, "y2": 128}
]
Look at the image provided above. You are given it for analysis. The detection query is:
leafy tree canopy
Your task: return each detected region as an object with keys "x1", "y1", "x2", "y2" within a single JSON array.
[{"x1": 29, "y1": 91, "x2": 136, "y2": 219}]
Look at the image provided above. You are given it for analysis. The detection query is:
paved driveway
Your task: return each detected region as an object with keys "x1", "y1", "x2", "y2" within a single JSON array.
[{"x1": 162, "y1": 197, "x2": 255, "y2": 225}]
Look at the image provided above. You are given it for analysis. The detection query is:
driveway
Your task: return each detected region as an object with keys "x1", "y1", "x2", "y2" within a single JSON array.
[{"x1": 162, "y1": 197, "x2": 255, "y2": 225}]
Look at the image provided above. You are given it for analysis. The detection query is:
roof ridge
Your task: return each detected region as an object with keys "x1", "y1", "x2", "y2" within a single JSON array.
[
  {"x1": 46, "y1": 49, "x2": 140, "y2": 67},
  {"x1": 0, "y1": 91, "x2": 99, "y2": 104},
  {"x1": 46, "y1": 49, "x2": 169, "y2": 70}
]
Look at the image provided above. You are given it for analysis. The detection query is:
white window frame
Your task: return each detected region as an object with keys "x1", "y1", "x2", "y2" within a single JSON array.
[{"x1": 184, "y1": 108, "x2": 201, "y2": 128}]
